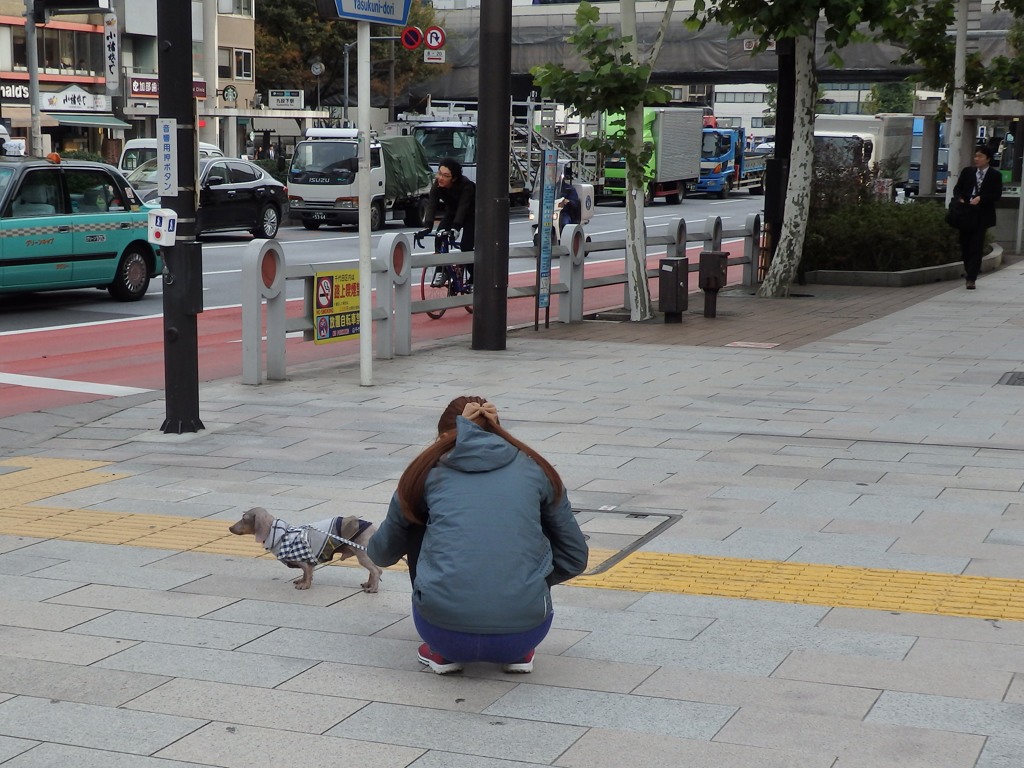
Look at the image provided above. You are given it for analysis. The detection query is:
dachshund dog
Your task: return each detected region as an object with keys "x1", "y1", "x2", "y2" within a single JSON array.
[{"x1": 228, "y1": 507, "x2": 381, "y2": 592}]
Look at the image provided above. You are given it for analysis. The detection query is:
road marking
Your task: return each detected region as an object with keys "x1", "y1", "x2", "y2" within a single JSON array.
[
  {"x1": 3, "y1": 456, "x2": 1023, "y2": 622},
  {"x1": 0, "y1": 372, "x2": 152, "y2": 396},
  {"x1": 0, "y1": 314, "x2": 163, "y2": 337}
]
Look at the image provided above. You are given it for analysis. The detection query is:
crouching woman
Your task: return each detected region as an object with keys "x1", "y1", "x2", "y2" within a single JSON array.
[{"x1": 368, "y1": 395, "x2": 589, "y2": 675}]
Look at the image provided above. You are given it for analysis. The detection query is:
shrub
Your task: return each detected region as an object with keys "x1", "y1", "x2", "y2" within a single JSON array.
[
  {"x1": 61, "y1": 149, "x2": 105, "y2": 164},
  {"x1": 802, "y1": 199, "x2": 961, "y2": 272},
  {"x1": 801, "y1": 146, "x2": 961, "y2": 273},
  {"x1": 253, "y1": 158, "x2": 287, "y2": 184}
]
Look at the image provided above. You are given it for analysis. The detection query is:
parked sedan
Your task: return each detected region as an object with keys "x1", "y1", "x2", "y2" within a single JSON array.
[{"x1": 127, "y1": 157, "x2": 287, "y2": 238}]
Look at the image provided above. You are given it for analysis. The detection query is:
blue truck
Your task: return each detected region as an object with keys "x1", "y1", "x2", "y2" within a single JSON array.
[{"x1": 690, "y1": 127, "x2": 767, "y2": 198}]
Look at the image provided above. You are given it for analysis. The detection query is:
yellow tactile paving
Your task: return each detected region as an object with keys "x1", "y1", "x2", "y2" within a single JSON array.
[
  {"x1": 574, "y1": 552, "x2": 1024, "y2": 622},
  {"x1": 3, "y1": 457, "x2": 1024, "y2": 621}
]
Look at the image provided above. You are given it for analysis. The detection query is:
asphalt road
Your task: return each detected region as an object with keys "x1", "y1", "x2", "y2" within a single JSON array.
[{"x1": 0, "y1": 194, "x2": 764, "y2": 334}]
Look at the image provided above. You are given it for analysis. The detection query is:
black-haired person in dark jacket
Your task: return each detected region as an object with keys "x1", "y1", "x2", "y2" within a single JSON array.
[
  {"x1": 417, "y1": 157, "x2": 476, "y2": 283},
  {"x1": 952, "y1": 145, "x2": 1002, "y2": 290}
]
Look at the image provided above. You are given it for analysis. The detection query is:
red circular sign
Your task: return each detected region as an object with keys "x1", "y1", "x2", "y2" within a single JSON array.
[
  {"x1": 425, "y1": 26, "x2": 446, "y2": 50},
  {"x1": 401, "y1": 26, "x2": 423, "y2": 51}
]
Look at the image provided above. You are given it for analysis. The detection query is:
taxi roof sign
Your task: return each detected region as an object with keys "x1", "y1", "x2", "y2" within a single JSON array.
[{"x1": 314, "y1": 0, "x2": 412, "y2": 26}]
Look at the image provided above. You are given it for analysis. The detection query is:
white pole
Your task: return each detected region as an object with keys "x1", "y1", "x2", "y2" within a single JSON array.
[
  {"x1": 945, "y1": 0, "x2": 968, "y2": 206},
  {"x1": 357, "y1": 21, "x2": 373, "y2": 386},
  {"x1": 201, "y1": 0, "x2": 220, "y2": 147}
]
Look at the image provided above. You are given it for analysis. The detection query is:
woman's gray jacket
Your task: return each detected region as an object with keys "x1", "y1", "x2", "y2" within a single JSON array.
[{"x1": 369, "y1": 416, "x2": 589, "y2": 634}]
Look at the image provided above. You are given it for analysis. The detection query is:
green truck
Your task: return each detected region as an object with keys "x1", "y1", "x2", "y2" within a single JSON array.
[{"x1": 602, "y1": 107, "x2": 703, "y2": 204}]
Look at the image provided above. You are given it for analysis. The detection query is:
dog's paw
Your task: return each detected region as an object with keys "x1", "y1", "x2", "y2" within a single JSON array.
[
  {"x1": 361, "y1": 581, "x2": 379, "y2": 594},
  {"x1": 293, "y1": 581, "x2": 311, "y2": 590}
]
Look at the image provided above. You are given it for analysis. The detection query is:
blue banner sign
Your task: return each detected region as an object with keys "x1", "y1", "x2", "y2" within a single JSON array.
[{"x1": 315, "y1": 0, "x2": 412, "y2": 25}]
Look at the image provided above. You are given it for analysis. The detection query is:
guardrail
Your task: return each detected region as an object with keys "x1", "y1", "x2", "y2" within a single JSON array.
[
  {"x1": 240, "y1": 239, "x2": 402, "y2": 385},
  {"x1": 242, "y1": 214, "x2": 761, "y2": 381}
]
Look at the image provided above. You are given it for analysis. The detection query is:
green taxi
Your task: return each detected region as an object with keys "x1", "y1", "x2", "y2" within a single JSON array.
[{"x1": 0, "y1": 155, "x2": 162, "y2": 301}]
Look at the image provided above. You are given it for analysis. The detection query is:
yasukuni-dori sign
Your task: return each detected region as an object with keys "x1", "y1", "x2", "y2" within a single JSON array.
[{"x1": 314, "y1": 0, "x2": 412, "y2": 25}]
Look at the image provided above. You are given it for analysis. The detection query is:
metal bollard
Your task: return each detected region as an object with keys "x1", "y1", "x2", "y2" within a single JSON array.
[
  {"x1": 658, "y1": 257, "x2": 688, "y2": 323},
  {"x1": 698, "y1": 250, "x2": 728, "y2": 318}
]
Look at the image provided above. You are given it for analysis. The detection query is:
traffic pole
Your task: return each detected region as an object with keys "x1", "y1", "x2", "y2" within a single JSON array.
[
  {"x1": 157, "y1": 0, "x2": 204, "y2": 434},
  {"x1": 472, "y1": 0, "x2": 511, "y2": 351}
]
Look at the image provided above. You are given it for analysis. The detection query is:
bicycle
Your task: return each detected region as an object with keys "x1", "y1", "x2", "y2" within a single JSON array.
[{"x1": 415, "y1": 229, "x2": 473, "y2": 320}]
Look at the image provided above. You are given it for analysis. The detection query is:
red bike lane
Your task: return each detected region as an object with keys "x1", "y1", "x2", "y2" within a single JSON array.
[{"x1": 0, "y1": 242, "x2": 749, "y2": 418}]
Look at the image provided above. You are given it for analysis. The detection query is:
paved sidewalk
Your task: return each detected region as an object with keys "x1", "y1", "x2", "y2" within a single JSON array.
[{"x1": 1, "y1": 265, "x2": 1023, "y2": 768}]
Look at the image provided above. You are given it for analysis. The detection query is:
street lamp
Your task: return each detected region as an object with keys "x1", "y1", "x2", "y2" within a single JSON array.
[
  {"x1": 344, "y1": 36, "x2": 399, "y2": 127},
  {"x1": 311, "y1": 60, "x2": 324, "y2": 113},
  {"x1": 342, "y1": 42, "x2": 357, "y2": 126}
]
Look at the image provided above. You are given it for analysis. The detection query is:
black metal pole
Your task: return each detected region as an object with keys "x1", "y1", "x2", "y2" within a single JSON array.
[
  {"x1": 158, "y1": 0, "x2": 204, "y2": 434},
  {"x1": 764, "y1": 38, "x2": 795, "y2": 263},
  {"x1": 471, "y1": 0, "x2": 511, "y2": 351}
]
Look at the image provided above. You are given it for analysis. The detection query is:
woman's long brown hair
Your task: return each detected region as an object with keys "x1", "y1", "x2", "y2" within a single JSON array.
[{"x1": 395, "y1": 395, "x2": 564, "y2": 524}]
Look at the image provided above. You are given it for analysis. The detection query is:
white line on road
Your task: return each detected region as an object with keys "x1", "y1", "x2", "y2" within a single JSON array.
[{"x1": 0, "y1": 372, "x2": 153, "y2": 396}]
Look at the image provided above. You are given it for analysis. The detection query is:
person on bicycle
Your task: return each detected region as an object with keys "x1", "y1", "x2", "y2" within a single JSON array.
[{"x1": 417, "y1": 158, "x2": 477, "y2": 283}]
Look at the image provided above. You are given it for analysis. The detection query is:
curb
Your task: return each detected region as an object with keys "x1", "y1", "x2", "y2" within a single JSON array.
[{"x1": 803, "y1": 243, "x2": 1004, "y2": 287}]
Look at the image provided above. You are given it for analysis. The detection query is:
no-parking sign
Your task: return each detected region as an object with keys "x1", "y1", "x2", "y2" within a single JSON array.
[
  {"x1": 401, "y1": 26, "x2": 423, "y2": 51},
  {"x1": 313, "y1": 269, "x2": 361, "y2": 343}
]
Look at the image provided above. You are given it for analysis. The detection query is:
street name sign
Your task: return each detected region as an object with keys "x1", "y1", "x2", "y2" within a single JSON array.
[{"x1": 315, "y1": 0, "x2": 412, "y2": 25}]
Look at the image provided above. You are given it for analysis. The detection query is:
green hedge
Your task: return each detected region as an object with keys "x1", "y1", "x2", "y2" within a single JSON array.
[
  {"x1": 802, "y1": 198, "x2": 961, "y2": 273},
  {"x1": 253, "y1": 158, "x2": 287, "y2": 184}
]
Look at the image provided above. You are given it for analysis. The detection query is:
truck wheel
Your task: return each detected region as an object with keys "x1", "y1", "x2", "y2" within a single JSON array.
[
  {"x1": 666, "y1": 182, "x2": 684, "y2": 205},
  {"x1": 303, "y1": 220, "x2": 322, "y2": 231},
  {"x1": 370, "y1": 201, "x2": 384, "y2": 231},
  {"x1": 718, "y1": 180, "x2": 731, "y2": 200},
  {"x1": 750, "y1": 181, "x2": 765, "y2": 195}
]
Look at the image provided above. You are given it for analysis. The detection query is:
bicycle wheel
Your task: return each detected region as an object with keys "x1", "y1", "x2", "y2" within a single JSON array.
[
  {"x1": 421, "y1": 267, "x2": 448, "y2": 319},
  {"x1": 453, "y1": 266, "x2": 473, "y2": 315}
]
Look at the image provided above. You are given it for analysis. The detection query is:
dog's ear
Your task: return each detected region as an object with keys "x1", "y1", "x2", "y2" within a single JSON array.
[{"x1": 249, "y1": 507, "x2": 273, "y2": 544}]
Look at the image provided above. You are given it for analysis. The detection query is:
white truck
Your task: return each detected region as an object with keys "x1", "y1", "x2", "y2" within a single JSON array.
[
  {"x1": 814, "y1": 113, "x2": 915, "y2": 183},
  {"x1": 286, "y1": 128, "x2": 433, "y2": 231},
  {"x1": 406, "y1": 120, "x2": 532, "y2": 207}
]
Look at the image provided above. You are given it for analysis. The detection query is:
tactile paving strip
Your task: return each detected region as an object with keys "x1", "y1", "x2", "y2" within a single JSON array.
[
  {"x1": 573, "y1": 552, "x2": 1024, "y2": 621},
  {"x1": 3, "y1": 457, "x2": 1024, "y2": 621}
]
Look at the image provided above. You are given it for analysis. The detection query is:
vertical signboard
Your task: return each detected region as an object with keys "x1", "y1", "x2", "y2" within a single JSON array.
[
  {"x1": 157, "y1": 118, "x2": 177, "y2": 198},
  {"x1": 313, "y1": 269, "x2": 361, "y2": 343},
  {"x1": 103, "y1": 13, "x2": 119, "y2": 94},
  {"x1": 537, "y1": 149, "x2": 558, "y2": 310}
]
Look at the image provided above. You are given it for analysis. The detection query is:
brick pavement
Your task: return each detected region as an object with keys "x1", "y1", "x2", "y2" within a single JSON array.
[{"x1": 1, "y1": 262, "x2": 1023, "y2": 768}]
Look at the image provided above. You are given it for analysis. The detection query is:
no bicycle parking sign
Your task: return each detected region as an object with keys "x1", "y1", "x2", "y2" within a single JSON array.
[{"x1": 313, "y1": 270, "x2": 361, "y2": 344}]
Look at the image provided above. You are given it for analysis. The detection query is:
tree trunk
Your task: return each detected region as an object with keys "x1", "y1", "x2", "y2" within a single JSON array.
[
  {"x1": 624, "y1": 104, "x2": 654, "y2": 320},
  {"x1": 758, "y1": 32, "x2": 816, "y2": 298},
  {"x1": 620, "y1": 0, "x2": 653, "y2": 321}
]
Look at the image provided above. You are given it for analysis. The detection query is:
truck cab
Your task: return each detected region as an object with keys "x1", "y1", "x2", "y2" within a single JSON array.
[
  {"x1": 287, "y1": 128, "x2": 387, "y2": 230},
  {"x1": 411, "y1": 122, "x2": 478, "y2": 180},
  {"x1": 692, "y1": 127, "x2": 766, "y2": 197}
]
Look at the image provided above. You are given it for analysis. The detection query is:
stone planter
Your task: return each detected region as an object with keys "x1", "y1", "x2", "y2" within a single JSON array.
[{"x1": 802, "y1": 244, "x2": 1003, "y2": 287}]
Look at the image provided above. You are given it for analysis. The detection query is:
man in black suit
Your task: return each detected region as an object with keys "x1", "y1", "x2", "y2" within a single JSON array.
[{"x1": 952, "y1": 145, "x2": 1002, "y2": 289}]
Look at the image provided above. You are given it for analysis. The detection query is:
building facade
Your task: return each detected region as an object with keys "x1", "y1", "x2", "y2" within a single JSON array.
[{"x1": 0, "y1": 0, "x2": 319, "y2": 161}]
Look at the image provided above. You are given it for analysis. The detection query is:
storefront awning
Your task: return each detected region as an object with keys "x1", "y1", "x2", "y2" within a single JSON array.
[{"x1": 52, "y1": 113, "x2": 132, "y2": 130}]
